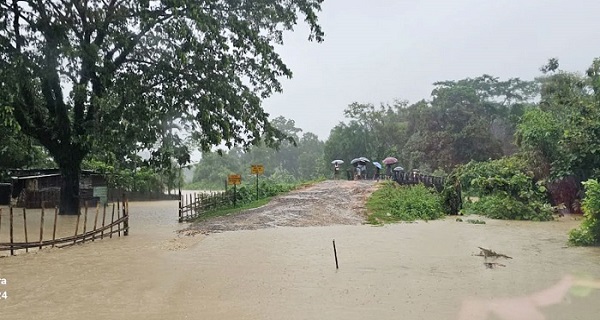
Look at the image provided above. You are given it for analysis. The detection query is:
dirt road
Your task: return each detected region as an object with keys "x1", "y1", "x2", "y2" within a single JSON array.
[{"x1": 186, "y1": 179, "x2": 377, "y2": 234}]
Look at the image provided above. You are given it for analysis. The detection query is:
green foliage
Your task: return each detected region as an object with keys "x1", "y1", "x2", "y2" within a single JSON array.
[
  {"x1": 192, "y1": 197, "x2": 273, "y2": 223},
  {"x1": 515, "y1": 108, "x2": 562, "y2": 179},
  {"x1": 325, "y1": 75, "x2": 537, "y2": 175},
  {"x1": 463, "y1": 194, "x2": 552, "y2": 221},
  {"x1": 367, "y1": 182, "x2": 444, "y2": 223},
  {"x1": 234, "y1": 181, "x2": 295, "y2": 205},
  {"x1": 441, "y1": 170, "x2": 462, "y2": 215},
  {"x1": 569, "y1": 180, "x2": 600, "y2": 246},
  {"x1": 466, "y1": 219, "x2": 486, "y2": 224},
  {"x1": 0, "y1": 109, "x2": 55, "y2": 170},
  {"x1": 0, "y1": 1, "x2": 324, "y2": 212},
  {"x1": 190, "y1": 179, "x2": 308, "y2": 220},
  {"x1": 82, "y1": 159, "x2": 167, "y2": 193},
  {"x1": 518, "y1": 58, "x2": 600, "y2": 182},
  {"x1": 452, "y1": 156, "x2": 553, "y2": 221},
  {"x1": 190, "y1": 116, "x2": 326, "y2": 189}
]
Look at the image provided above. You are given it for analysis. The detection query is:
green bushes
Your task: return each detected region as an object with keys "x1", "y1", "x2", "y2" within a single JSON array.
[
  {"x1": 233, "y1": 181, "x2": 296, "y2": 205},
  {"x1": 367, "y1": 181, "x2": 444, "y2": 223},
  {"x1": 462, "y1": 194, "x2": 552, "y2": 221},
  {"x1": 569, "y1": 180, "x2": 600, "y2": 246},
  {"x1": 451, "y1": 156, "x2": 553, "y2": 221}
]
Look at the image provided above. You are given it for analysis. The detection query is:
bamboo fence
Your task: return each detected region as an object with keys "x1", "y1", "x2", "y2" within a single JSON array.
[{"x1": 0, "y1": 198, "x2": 129, "y2": 256}]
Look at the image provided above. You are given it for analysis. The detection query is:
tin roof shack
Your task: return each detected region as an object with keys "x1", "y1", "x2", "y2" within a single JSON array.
[{"x1": 10, "y1": 169, "x2": 107, "y2": 208}]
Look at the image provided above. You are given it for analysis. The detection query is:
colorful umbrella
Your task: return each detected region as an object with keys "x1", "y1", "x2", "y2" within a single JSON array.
[{"x1": 382, "y1": 157, "x2": 398, "y2": 165}]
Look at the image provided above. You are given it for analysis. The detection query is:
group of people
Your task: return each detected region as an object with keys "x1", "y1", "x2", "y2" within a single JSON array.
[{"x1": 332, "y1": 162, "x2": 382, "y2": 181}]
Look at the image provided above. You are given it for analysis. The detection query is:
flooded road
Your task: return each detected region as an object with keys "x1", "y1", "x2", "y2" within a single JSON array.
[{"x1": 1, "y1": 181, "x2": 600, "y2": 319}]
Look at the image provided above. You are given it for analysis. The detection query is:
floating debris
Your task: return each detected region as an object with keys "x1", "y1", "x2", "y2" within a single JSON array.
[
  {"x1": 466, "y1": 219, "x2": 486, "y2": 224},
  {"x1": 484, "y1": 262, "x2": 506, "y2": 269},
  {"x1": 475, "y1": 247, "x2": 513, "y2": 269},
  {"x1": 475, "y1": 247, "x2": 513, "y2": 259}
]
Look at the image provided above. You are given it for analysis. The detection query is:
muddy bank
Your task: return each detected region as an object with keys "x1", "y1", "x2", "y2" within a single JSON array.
[{"x1": 184, "y1": 180, "x2": 377, "y2": 234}]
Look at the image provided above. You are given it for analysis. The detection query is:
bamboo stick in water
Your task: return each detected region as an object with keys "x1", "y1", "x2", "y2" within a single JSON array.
[
  {"x1": 101, "y1": 204, "x2": 107, "y2": 240},
  {"x1": 39, "y1": 206, "x2": 45, "y2": 250},
  {"x1": 52, "y1": 207, "x2": 58, "y2": 247},
  {"x1": 82, "y1": 202, "x2": 88, "y2": 243},
  {"x1": 23, "y1": 208, "x2": 28, "y2": 253},
  {"x1": 92, "y1": 202, "x2": 99, "y2": 241}
]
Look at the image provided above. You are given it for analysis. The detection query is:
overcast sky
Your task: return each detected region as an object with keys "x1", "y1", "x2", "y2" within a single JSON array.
[{"x1": 260, "y1": 0, "x2": 600, "y2": 140}]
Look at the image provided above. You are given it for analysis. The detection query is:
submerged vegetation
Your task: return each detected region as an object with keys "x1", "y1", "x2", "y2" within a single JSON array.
[
  {"x1": 569, "y1": 180, "x2": 600, "y2": 246},
  {"x1": 455, "y1": 156, "x2": 553, "y2": 221}
]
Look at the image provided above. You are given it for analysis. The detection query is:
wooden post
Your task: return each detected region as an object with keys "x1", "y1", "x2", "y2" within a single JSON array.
[
  {"x1": 121, "y1": 194, "x2": 126, "y2": 236},
  {"x1": 110, "y1": 203, "x2": 115, "y2": 239},
  {"x1": 117, "y1": 199, "x2": 121, "y2": 237},
  {"x1": 39, "y1": 205, "x2": 45, "y2": 250},
  {"x1": 124, "y1": 197, "x2": 129, "y2": 236},
  {"x1": 194, "y1": 193, "x2": 197, "y2": 216},
  {"x1": 0, "y1": 208, "x2": 2, "y2": 244},
  {"x1": 23, "y1": 208, "x2": 29, "y2": 253},
  {"x1": 73, "y1": 209, "x2": 81, "y2": 245},
  {"x1": 189, "y1": 193, "x2": 193, "y2": 217},
  {"x1": 10, "y1": 207, "x2": 14, "y2": 256},
  {"x1": 333, "y1": 240, "x2": 339, "y2": 269},
  {"x1": 92, "y1": 202, "x2": 99, "y2": 241},
  {"x1": 82, "y1": 202, "x2": 89, "y2": 243},
  {"x1": 100, "y1": 204, "x2": 107, "y2": 240},
  {"x1": 233, "y1": 184, "x2": 237, "y2": 207},
  {"x1": 52, "y1": 206, "x2": 58, "y2": 247},
  {"x1": 178, "y1": 189, "x2": 183, "y2": 222}
]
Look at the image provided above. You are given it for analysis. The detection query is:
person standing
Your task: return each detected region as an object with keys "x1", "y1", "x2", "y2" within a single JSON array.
[
  {"x1": 373, "y1": 166, "x2": 381, "y2": 181},
  {"x1": 333, "y1": 163, "x2": 340, "y2": 180}
]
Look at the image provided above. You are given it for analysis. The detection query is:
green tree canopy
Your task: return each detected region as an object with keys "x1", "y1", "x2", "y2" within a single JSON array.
[{"x1": 0, "y1": 0, "x2": 324, "y2": 213}]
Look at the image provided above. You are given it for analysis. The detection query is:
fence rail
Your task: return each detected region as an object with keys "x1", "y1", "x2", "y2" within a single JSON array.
[
  {"x1": 394, "y1": 172, "x2": 446, "y2": 191},
  {"x1": 0, "y1": 199, "x2": 129, "y2": 256},
  {"x1": 178, "y1": 190, "x2": 232, "y2": 222}
]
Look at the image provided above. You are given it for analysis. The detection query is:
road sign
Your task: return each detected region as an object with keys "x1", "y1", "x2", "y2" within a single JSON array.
[
  {"x1": 251, "y1": 164, "x2": 264, "y2": 175},
  {"x1": 228, "y1": 174, "x2": 242, "y2": 185}
]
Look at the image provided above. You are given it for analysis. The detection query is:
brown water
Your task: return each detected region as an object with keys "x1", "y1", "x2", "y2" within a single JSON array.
[{"x1": 1, "y1": 200, "x2": 600, "y2": 319}]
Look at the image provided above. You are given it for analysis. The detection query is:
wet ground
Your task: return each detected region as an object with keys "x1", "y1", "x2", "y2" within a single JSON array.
[
  {"x1": 1, "y1": 180, "x2": 600, "y2": 319},
  {"x1": 184, "y1": 180, "x2": 377, "y2": 233}
]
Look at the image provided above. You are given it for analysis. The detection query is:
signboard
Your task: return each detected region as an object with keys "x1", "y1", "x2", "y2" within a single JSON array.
[
  {"x1": 93, "y1": 186, "x2": 108, "y2": 206},
  {"x1": 228, "y1": 174, "x2": 242, "y2": 185},
  {"x1": 251, "y1": 164, "x2": 264, "y2": 175}
]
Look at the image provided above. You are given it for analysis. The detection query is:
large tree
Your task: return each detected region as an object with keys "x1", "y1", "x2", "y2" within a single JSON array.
[
  {"x1": 518, "y1": 58, "x2": 600, "y2": 181},
  {"x1": 0, "y1": 0, "x2": 324, "y2": 214}
]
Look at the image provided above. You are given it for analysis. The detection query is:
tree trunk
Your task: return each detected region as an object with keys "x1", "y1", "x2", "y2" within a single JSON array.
[{"x1": 59, "y1": 161, "x2": 81, "y2": 215}]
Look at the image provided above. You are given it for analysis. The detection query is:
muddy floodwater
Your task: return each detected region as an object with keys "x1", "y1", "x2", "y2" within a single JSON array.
[{"x1": 1, "y1": 181, "x2": 600, "y2": 319}]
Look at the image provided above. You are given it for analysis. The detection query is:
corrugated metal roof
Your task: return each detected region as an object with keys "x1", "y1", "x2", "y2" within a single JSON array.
[{"x1": 11, "y1": 173, "x2": 61, "y2": 180}]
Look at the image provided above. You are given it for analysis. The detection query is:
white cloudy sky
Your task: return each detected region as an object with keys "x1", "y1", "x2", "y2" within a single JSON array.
[{"x1": 260, "y1": 0, "x2": 600, "y2": 140}]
